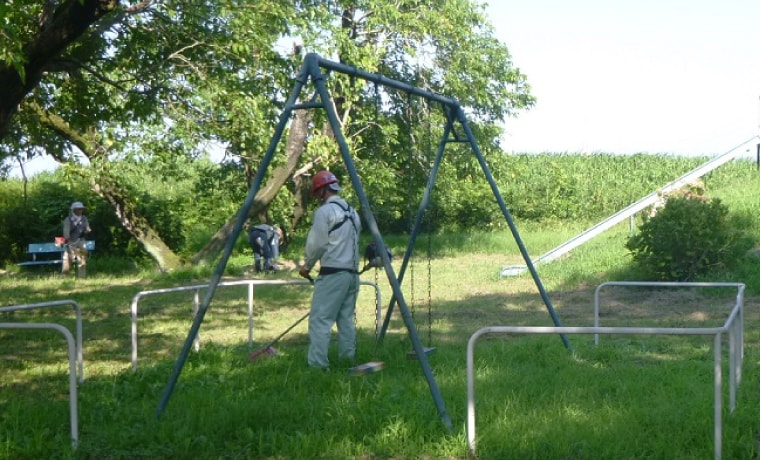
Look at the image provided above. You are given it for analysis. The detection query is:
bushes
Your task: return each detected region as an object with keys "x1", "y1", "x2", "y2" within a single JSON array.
[
  {"x1": 1, "y1": 153, "x2": 757, "y2": 271},
  {"x1": 0, "y1": 175, "x2": 115, "y2": 264},
  {"x1": 625, "y1": 195, "x2": 746, "y2": 281}
]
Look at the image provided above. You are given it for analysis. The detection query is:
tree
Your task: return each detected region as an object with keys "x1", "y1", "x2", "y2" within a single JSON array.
[
  {"x1": 2, "y1": 0, "x2": 299, "y2": 270},
  {"x1": 283, "y1": 1, "x2": 535, "y2": 235},
  {"x1": 1, "y1": 0, "x2": 534, "y2": 270},
  {"x1": 27, "y1": 102, "x2": 183, "y2": 270},
  {"x1": 0, "y1": 0, "x2": 119, "y2": 136}
]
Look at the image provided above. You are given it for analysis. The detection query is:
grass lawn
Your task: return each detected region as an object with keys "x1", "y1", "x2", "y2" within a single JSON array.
[{"x1": 2, "y1": 222, "x2": 760, "y2": 459}]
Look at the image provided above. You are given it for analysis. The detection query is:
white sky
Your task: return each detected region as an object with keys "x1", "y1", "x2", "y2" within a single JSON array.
[
  {"x1": 8, "y1": 1, "x2": 760, "y2": 177},
  {"x1": 485, "y1": 0, "x2": 760, "y2": 156}
]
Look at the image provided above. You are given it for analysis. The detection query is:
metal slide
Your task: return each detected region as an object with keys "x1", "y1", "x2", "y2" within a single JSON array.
[{"x1": 500, "y1": 136, "x2": 760, "y2": 277}]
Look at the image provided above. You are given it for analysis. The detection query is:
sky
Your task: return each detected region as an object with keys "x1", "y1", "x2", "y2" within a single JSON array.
[
  {"x1": 485, "y1": 0, "x2": 760, "y2": 156},
  {"x1": 8, "y1": 1, "x2": 760, "y2": 177}
]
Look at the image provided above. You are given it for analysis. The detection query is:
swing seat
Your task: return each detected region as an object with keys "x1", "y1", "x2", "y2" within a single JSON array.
[{"x1": 407, "y1": 346, "x2": 436, "y2": 360}]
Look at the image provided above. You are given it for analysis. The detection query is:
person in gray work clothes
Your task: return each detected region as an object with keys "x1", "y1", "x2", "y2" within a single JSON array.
[
  {"x1": 62, "y1": 201, "x2": 92, "y2": 277},
  {"x1": 299, "y1": 171, "x2": 361, "y2": 371},
  {"x1": 248, "y1": 223, "x2": 282, "y2": 273}
]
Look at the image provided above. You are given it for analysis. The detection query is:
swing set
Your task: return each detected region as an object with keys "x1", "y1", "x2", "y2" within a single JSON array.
[{"x1": 156, "y1": 53, "x2": 571, "y2": 431}]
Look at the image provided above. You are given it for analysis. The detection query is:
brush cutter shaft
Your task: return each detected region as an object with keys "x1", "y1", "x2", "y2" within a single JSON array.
[
  {"x1": 262, "y1": 311, "x2": 310, "y2": 351},
  {"x1": 250, "y1": 278, "x2": 314, "y2": 361}
]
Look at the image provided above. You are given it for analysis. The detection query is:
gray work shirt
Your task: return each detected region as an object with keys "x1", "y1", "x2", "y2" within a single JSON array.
[{"x1": 304, "y1": 196, "x2": 360, "y2": 271}]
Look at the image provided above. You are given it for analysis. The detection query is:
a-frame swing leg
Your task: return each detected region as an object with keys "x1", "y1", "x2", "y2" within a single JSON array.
[
  {"x1": 155, "y1": 64, "x2": 312, "y2": 418},
  {"x1": 308, "y1": 54, "x2": 453, "y2": 431}
]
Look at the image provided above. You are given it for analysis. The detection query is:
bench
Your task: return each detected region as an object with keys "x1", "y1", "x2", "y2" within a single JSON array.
[{"x1": 18, "y1": 241, "x2": 95, "y2": 268}]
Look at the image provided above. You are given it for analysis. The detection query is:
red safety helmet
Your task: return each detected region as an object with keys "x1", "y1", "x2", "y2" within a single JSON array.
[{"x1": 311, "y1": 170, "x2": 339, "y2": 195}]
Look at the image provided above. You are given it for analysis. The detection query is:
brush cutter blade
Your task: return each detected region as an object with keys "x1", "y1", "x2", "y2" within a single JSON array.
[
  {"x1": 248, "y1": 346, "x2": 278, "y2": 361},
  {"x1": 348, "y1": 361, "x2": 384, "y2": 376}
]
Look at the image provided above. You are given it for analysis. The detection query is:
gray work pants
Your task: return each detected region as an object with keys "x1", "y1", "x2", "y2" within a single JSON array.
[{"x1": 307, "y1": 271, "x2": 358, "y2": 369}]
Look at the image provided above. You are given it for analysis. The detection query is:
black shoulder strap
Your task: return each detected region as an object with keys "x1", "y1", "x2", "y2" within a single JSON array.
[{"x1": 328, "y1": 201, "x2": 357, "y2": 235}]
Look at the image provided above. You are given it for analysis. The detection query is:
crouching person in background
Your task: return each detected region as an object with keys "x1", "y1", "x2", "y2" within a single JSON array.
[{"x1": 248, "y1": 223, "x2": 282, "y2": 273}]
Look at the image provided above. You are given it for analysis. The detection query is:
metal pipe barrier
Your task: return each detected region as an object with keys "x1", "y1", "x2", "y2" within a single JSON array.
[
  {"x1": 594, "y1": 281, "x2": 745, "y2": 409},
  {"x1": 0, "y1": 300, "x2": 85, "y2": 383},
  {"x1": 467, "y1": 296, "x2": 744, "y2": 460},
  {"x1": 0, "y1": 322, "x2": 79, "y2": 448},
  {"x1": 130, "y1": 279, "x2": 381, "y2": 370},
  {"x1": 467, "y1": 281, "x2": 745, "y2": 460}
]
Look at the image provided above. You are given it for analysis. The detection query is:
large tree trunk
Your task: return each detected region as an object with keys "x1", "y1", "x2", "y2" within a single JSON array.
[
  {"x1": 89, "y1": 168, "x2": 183, "y2": 272},
  {"x1": 290, "y1": 162, "x2": 315, "y2": 234},
  {"x1": 27, "y1": 102, "x2": 183, "y2": 271},
  {"x1": 0, "y1": 0, "x2": 118, "y2": 137},
  {"x1": 191, "y1": 109, "x2": 313, "y2": 265}
]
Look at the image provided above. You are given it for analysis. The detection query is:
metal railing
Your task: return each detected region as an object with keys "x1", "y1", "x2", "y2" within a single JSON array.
[
  {"x1": 0, "y1": 322, "x2": 79, "y2": 448},
  {"x1": 594, "y1": 281, "x2": 744, "y2": 409},
  {"x1": 0, "y1": 300, "x2": 85, "y2": 383},
  {"x1": 130, "y1": 278, "x2": 381, "y2": 370},
  {"x1": 467, "y1": 282, "x2": 745, "y2": 460}
]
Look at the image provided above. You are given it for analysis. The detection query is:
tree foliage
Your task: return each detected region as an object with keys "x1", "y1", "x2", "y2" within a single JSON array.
[
  {"x1": 0, "y1": 0, "x2": 119, "y2": 136},
  {"x1": 0, "y1": 0, "x2": 534, "y2": 270}
]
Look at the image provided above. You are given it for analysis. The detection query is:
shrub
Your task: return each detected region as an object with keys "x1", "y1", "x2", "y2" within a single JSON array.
[{"x1": 625, "y1": 195, "x2": 737, "y2": 281}]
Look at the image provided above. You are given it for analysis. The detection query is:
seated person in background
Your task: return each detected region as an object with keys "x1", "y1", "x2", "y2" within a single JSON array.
[
  {"x1": 248, "y1": 223, "x2": 282, "y2": 272},
  {"x1": 62, "y1": 201, "x2": 92, "y2": 277}
]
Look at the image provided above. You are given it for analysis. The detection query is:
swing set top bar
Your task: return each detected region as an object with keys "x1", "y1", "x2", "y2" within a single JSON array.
[{"x1": 305, "y1": 53, "x2": 461, "y2": 110}]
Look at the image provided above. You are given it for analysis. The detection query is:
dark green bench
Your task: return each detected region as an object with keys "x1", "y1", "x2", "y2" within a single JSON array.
[{"x1": 18, "y1": 241, "x2": 95, "y2": 268}]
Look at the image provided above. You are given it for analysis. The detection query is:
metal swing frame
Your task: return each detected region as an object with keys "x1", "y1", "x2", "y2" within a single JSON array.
[{"x1": 157, "y1": 53, "x2": 570, "y2": 431}]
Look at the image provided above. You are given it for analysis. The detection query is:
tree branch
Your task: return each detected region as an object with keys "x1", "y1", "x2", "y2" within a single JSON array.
[{"x1": 0, "y1": 0, "x2": 120, "y2": 137}]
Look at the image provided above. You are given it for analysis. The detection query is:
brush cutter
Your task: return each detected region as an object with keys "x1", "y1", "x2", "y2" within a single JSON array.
[
  {"x1": 248, "y1": 310, "x2": 310, "y2": 361},
  {"x1": 358, "y1": 241, "x2": 392, "y2": 274},
  {"x1": 348, "y1": 361, "x2": 384, "y2": 376},
  {"x1": 248, "y1": 274, "x2": 314, "y2": 361}
]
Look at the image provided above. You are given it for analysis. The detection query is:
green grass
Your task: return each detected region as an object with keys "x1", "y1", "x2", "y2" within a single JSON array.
[
  {"x1": 3, "y1": 172, "x2": 760, "y2": 459},
  {"x1": 2, "y1": 233, "x2": 760, "y2": 459}
]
